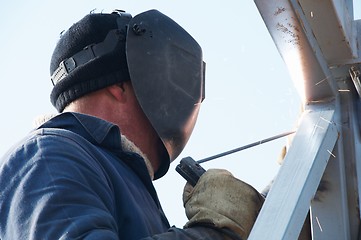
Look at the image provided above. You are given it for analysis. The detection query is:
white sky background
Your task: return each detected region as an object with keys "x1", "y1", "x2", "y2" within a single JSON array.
[{"x1": 0, "y1": 0, "x2": 359, "y2": 228}]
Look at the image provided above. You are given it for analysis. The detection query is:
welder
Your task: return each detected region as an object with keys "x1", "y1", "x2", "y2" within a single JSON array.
[{"x1": 0, "y1": 9, "x2": 264, "y2": 239}]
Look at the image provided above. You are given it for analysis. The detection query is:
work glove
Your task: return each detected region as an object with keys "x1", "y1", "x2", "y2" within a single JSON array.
[{"x1": 183, "y1": 169, "x2": 264, "y2": 239}]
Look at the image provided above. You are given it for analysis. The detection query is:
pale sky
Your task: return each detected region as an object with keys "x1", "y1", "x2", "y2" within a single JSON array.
[{"x1": 1, "y1": 0, "x2": 359, "y2": 228}]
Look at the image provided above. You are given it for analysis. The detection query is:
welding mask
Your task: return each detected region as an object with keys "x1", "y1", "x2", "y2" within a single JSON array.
[{"x1": 50, "y1": 10, "x2": 205, "y2": 178}]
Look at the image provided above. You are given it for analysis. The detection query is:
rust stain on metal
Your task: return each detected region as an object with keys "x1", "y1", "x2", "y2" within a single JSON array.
[
  {"x1": 274, "y1": 7, "x2": 286, "y2": 16},
  {"x1": 287, "y1": 22, "x2": 300, "y2": 33},
  {"x1": 276, "y1": 22, "x2": 300, "y2": 46},
  {"x1": 276, "y1": 23, "x2": 288, "y2": 33}
]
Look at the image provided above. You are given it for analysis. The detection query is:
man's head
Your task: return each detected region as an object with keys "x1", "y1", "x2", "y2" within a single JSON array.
[{"x1": 50, "y1": 10, "x2": 205, "y2": 178}]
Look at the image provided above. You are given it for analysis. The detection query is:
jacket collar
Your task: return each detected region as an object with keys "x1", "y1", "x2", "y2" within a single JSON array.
[{"x1": 39, "y1": 112, "x2": 122, "y2": 151}]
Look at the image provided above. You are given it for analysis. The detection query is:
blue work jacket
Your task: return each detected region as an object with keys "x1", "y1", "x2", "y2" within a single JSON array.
[{"x1": 0, "y1": 113, "x2": 234, "y2": 240}]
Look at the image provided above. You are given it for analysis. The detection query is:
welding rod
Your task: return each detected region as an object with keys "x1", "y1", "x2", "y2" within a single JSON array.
[{"x1": 197, "y1": 131, "x2": 296, "y2": 164}]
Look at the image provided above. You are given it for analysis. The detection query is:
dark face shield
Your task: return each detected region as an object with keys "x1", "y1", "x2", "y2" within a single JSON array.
[
  {"x1": 126, "y1": 10, "x2": 205, "y2": 162},
  {"x1": 50, "y1": 9, "x2": 205, "y2": 178}
]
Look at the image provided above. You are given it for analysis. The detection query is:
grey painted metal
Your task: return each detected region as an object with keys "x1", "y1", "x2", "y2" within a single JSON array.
[
  {"x1": 310, "y1": 107, "x2": 351, "y2": 239},
  {"x1": 248, "y1": 105, "x2": 339, "y2": 239},
  {"x1": 336, "y1": 89, "x2": 361, "y2": 239},
  {"x1": 251, "y1": 0, "x2": 361, "y2": 238},
  {"x1": 298, "y1": 0, "x2": 356, "y2": 64},
  {"x1": 253, "y1": 0, "x2": 338, "y2": 103}
]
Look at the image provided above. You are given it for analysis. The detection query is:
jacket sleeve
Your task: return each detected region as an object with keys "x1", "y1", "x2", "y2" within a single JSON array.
[
  {"x1": 143, "y1": 226, "x2": 243, "y2": 240},
  {"x1": 0, "y1": 134, "x2": 241, "y2": 240},
  {"x1": 0, "y1": 134, "x2": 119, "y2": 240}
]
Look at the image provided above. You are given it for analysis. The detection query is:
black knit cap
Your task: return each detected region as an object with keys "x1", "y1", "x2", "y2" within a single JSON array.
[{"x1": 50, "y1": 13, "x2": 130, "y2": 112}]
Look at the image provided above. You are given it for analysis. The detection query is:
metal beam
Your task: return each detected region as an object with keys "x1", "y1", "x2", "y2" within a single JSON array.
[
  {"x1": 254, "y1": 0, "x2": 338, "y2": 103},
  {"x1": 252, "y1": 0, "x2": 361, "y2": 238},
  {"x1": 248, "y1": 104, "x2": 339, "y2": 239},
  {"x1": 298, "y1": 0, "x2": 357, "y2": 64},
  {"x1": 310, "y1": 123, "x2": 351, "y2": 239}
]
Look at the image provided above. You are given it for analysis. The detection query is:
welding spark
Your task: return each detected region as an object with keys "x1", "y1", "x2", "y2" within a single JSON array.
[
  {"x1": 314, "y1": 125, "x2": 324, "y2": 130},
  {"x1": 320, "y1": 117, "x2": 333, "y2": 124},
  {"x1": 315, "y1": 77, "x2": 329, "y2": 86},
  {"x1": 338, "y1": 89, "x2": 350, "y2": 92},
  {"x1": 327, "y1": 150, "x2": 336, "y2": 158},
  {"x1": 316, "y1": 216, "x2": 323, "y2": 232}
]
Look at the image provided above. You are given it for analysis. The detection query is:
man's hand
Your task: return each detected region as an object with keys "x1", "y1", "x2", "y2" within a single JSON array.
[{"x1": 183, "y1": 169, "x2": 264, "y2": 239}]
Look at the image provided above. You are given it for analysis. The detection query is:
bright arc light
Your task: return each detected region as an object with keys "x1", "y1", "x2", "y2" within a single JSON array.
[{"x1": 283, "y1": 48, "x2": 306, "y2": 103}]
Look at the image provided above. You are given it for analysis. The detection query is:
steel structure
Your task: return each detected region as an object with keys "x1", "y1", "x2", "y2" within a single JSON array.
[{"x1": 249, "y1": 1, "x2": 361, "y2": 239}]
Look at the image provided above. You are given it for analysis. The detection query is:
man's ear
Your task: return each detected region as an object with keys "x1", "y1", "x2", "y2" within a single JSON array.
[{"x1": 107, "y1": 84, "x2": 126, "y2": 103}]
